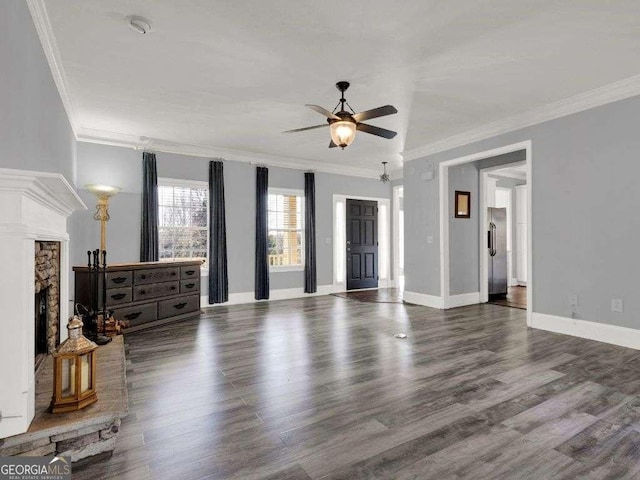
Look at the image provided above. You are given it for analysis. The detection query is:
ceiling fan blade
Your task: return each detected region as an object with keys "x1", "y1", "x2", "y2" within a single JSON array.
[
  {"x1": 283, "y1": 124, "x2": 328, "y2": 134},
  {"x1": 352, "y1": 105, "x2": 398, "y2": 123},
  {"x1": 329, "y1": 140, "x2": 337, "y2": 148},
  {"x1": 306, "y1": 104, "x2": 340, "y2": 120},
  {"x1": 356, "y1": 123, "x2": 397, "y2": 139}
]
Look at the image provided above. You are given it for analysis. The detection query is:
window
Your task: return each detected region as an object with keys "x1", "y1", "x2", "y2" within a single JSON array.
[
  {"x1": 268, "y1": 189, "x2": 304, "y2": 269},
  {"x1": 158, "y1": 179, "x2": 208, "y2": 266}
]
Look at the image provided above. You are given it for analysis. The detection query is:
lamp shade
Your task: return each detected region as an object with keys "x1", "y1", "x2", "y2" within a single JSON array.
[
  {"x1": 329, "y1": 120, "x2": 357, "y2": 149},
  {"x1": 85, "y1": 184, "x2": 122, "y2": 198}
]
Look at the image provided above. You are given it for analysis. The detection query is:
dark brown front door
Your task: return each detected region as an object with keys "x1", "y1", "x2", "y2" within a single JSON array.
[{"x1": 346, "y1": 199, "x2": 378, "y2": 290}]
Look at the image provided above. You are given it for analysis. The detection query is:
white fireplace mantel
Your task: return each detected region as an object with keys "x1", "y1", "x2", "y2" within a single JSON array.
[{"x1": 0, "y1": 168, "x2": 86, "y2": 439}]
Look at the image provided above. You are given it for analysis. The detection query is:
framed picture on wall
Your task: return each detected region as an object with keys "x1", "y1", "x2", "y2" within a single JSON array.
[{"x1": 455, "y1": 191, "x2": 471, "y2": 218}]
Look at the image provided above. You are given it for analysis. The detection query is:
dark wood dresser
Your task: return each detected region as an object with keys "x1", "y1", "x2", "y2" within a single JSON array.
[{"x1": 73, "y1": 260, "x2": 203, "y2": 332}]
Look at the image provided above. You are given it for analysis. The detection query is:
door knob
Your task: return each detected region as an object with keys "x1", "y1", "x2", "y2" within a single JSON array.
[{"x1": 347, "y1": 241, "x2": 351, "y2": 245}]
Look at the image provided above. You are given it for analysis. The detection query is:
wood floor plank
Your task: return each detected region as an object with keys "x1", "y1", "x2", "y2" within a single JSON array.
[{"x1": 70, "y1": 293, "x2": 640, "y2": 479}]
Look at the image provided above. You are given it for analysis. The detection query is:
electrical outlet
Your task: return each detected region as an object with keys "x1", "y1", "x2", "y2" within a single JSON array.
[
  {"x1": 427, "y1": 235, "x2": 434, "y2": 245},
  {"x1": 569, "y1": 295, "x2": 578, "y2": 307},
  {"x1": 421, "y1": 171, "x2": 433, "y2": 181},
  {"x1": 611, "y1": 298, "x2": 624, "y2": 313}
]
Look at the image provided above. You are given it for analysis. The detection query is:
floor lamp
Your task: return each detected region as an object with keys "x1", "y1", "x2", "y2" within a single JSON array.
[{"x1": 85, "y1": 184, "x2": 121, "y2": 345}]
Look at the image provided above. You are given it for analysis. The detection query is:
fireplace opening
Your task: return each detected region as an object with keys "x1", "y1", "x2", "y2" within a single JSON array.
[
  {"x1": 34, "y1": 241, "x2": 61, "y2": 370},
  {"x1": 35, "y1": 288, "x2": 49, "y2": 357}
]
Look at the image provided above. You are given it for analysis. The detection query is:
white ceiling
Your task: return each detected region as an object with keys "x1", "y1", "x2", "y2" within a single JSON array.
[{"x1": 38, "y1": 0, "x2": 640, "y2": 175}]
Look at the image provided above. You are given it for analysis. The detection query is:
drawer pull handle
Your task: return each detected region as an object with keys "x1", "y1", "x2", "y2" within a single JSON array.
[
  {"x1": 124, "y1": 312, "x2": 141, "y2": 320},
  {"x1": 171, "y1": 271, "x2": 177, "y2": 276},
  {"x1": 174, "y1": 302, "x2": 187, "y2": 310},
  {"x1": 185, "y1": 283, "x2": 195, "y2": 288},
  {"x1": 111, "y1": 293, "x2": 126, "y2": 300},
  {"x1": 140, "y1": 274, "x2": 147, "y2": 279},
  {"x1": 185, "y1": 270, "x2": 196, "y2": 275},
  {"x1": 140, "y1": 290, "x2": 146, "y2": 295},
  {"x1": 112, "y1": 277, "x2": 127, "y2": 284},
  {"x1": 170, "y1": 286, "x2": 176, "y2": 291}
]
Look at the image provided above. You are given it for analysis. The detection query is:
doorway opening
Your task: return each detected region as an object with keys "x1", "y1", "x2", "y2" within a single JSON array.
[
  {"x1": 484, "y1": 164, "x2": 528, "y2": 310},
  {"x1": 332, "y1": 194, "x2": 391, "y2": 293},
  {"x1": 439, "y1": 140, "x2": 533, "y2": 325}
]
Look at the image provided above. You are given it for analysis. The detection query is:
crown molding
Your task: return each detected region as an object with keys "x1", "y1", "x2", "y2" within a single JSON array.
[
  {"x1": 26, "y1": 0, "x2": 80, "y2": 137},
  {"x1": 76, "y1": 128, "x2": 383, "y2": 180},
  {"x1": 402, "y1": 73, "x2": 640, "y2": 162}
]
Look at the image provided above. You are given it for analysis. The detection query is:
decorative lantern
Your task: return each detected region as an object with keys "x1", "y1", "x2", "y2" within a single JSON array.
[{"x1": 51, "y1": 316, "x2": 98, "y2": 413}]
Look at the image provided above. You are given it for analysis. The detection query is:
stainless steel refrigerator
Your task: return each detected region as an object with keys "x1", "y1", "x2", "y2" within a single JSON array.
[{"x1": 487, "y1": 207, "x2": 508, "y2": 297}]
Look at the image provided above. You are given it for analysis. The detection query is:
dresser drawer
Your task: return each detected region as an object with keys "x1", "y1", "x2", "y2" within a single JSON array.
[
  {"x1": 134, "y1": 267, "x2": 180, "y2": 285},
  {"x1": 106, "y1": 271, "x2": 132, "y2": 288},
  {"x1": 158, "y1": 295, "x2": 200, "y2": 319},
  {"x1": 180, "y1": 279, "x2": 200, "y2": 294},
  {"x1": 133, "y1": 281, "x2": 179, "y2": 301},
  {"x1": 181, "y1": 266, "x2": 200, "y2": 280},
  {"x1": 112, "y1": 303, "x2": 157, "y2": 327},
  {"x1": 105, "y1": 287, "x2": 133, "y2": 306}
]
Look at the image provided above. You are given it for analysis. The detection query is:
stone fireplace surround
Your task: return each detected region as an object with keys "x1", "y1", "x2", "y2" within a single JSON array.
[
  {"x1": 35, "y1": 241, "x2": 61, "y2": 355},
  {"x1": 0, "y1": 168, "x2": 85, "y2": 439}
]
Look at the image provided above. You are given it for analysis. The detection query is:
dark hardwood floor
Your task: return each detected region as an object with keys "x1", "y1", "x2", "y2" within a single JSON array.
[
  {"x1": 332, "y1": 287, "x2": 404, "y2": 303},
  {"x1": 73, "y1": 295, "x2": 640, "y2": 479},
  {"x1": 488, "y1": 286, "x2": 527, "y2": 310}
]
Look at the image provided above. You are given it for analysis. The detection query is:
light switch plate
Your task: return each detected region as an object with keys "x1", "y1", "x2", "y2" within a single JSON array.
[{"x1": 427, "y1": 235, "x2": 434, "y2": 244}]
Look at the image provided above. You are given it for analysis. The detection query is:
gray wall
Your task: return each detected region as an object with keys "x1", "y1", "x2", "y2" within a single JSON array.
[
  {"x1": 404, "y1": 94, "x2": 640, "y2": 329},
  {"x1": 448, "y1": 151, "x2": 526, "y2": 295},
  {"x1": 448, "y1": 164, "x2": 479, "y2": 295},
  {"x1": 72, "y1": 142, "x2": 391, "y2": 296},
  {"x1": 0, "y1": 2, "x2": 76, "y2": 183}
]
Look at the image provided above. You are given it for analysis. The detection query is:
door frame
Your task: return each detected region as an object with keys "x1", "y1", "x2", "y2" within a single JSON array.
[
  {"x1": 392, "y1": 185, "x2": 403, "y2": 289},
  {"x1": 438, "y1": 140, "x2": 533, "y2": 326},
  {"x1": 494, "y1": 186, "x2": 515, "y2": 287},
  {"x1": 333, "y1": 194, "x2": 391, "y2": 293}
]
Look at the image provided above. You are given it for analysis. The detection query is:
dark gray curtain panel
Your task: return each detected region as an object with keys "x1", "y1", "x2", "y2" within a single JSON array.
[
  {"x1": 304, "y1": 172, "x2": 317, "y2": 293},
  {"x1": 140, "y1": 152, "x2": 159, "y2": 262},
  {"x1": 208, "y1": 160, "x2": 228, "y2": 304},
  {"x1": 255, "y1": 166, "x2": 270, "y2": 300}
]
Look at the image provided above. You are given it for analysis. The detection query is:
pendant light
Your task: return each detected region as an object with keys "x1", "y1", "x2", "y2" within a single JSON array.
[{"x1": 379, "y1": 162, "x2": 390, "y2": 183}]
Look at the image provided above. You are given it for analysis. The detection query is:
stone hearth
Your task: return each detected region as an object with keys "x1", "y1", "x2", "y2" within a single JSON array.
[
  {"x1": 35, "y1": 241, "x2": 61, "y2": 354},
  {"x1": 0, "y1": 337, "x2": 128, "y2": 463}
]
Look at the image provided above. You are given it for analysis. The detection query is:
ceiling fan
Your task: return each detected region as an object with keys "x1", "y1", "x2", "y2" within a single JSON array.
[{"x1": 284, "y1": 81, "x2": 398, "y2": 149}]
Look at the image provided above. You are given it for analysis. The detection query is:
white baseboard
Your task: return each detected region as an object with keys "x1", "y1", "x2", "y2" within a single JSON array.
[
  {"x1": 403, "y1": 291, "x2": 444, "y2": 309},
  {"x1": 531, "y1": 312, "x2": 640, "y2": 351},
  {"x1": 445, "y1": 292, "x2": 481, "y2": 309},
  {"x1": 202, "y1": 284, "x2": 334, "y2": 307},
  {"x1": 510, "y1": 277, "x2": 519, "y2": 287}
]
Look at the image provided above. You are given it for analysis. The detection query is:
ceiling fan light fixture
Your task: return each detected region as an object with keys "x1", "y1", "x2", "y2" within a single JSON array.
[{"x1": 329, "y1": 120, "x2": 356, "y2": 149}]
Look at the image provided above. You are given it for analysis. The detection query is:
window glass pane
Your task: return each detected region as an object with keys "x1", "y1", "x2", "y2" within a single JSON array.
[
  {"x1": 267, "y1": 192, "x2": 304, "y2": 267},
  {"x1": 158, "y1": 184, "x2": 209, "y2": 266}
]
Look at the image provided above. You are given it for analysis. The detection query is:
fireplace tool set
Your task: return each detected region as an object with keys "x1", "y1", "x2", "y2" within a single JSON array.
[{"x1": 82, "y1": 249, "x2": 114, "y2": 345}]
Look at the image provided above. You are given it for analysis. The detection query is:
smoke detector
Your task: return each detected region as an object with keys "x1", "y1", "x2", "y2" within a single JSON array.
[{"x1": 127, "y1": 16, "x2": 152, "y2": 34}]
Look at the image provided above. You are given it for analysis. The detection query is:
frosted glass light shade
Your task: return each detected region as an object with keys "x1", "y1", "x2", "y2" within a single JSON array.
[
  {"x1": 329, "y1": 120, "x2": 356, "y2": 148},
  {"x1": 85, "y1": 184, "x2": 122, "y2": 198}
]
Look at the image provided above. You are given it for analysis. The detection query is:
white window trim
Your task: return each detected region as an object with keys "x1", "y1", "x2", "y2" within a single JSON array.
[
  {"x1": 158, "y1": 177, "x2": 210, "y2": 273},
  {"x1": 268, "y1": 187, "x2": 305, "y2": 273}
]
